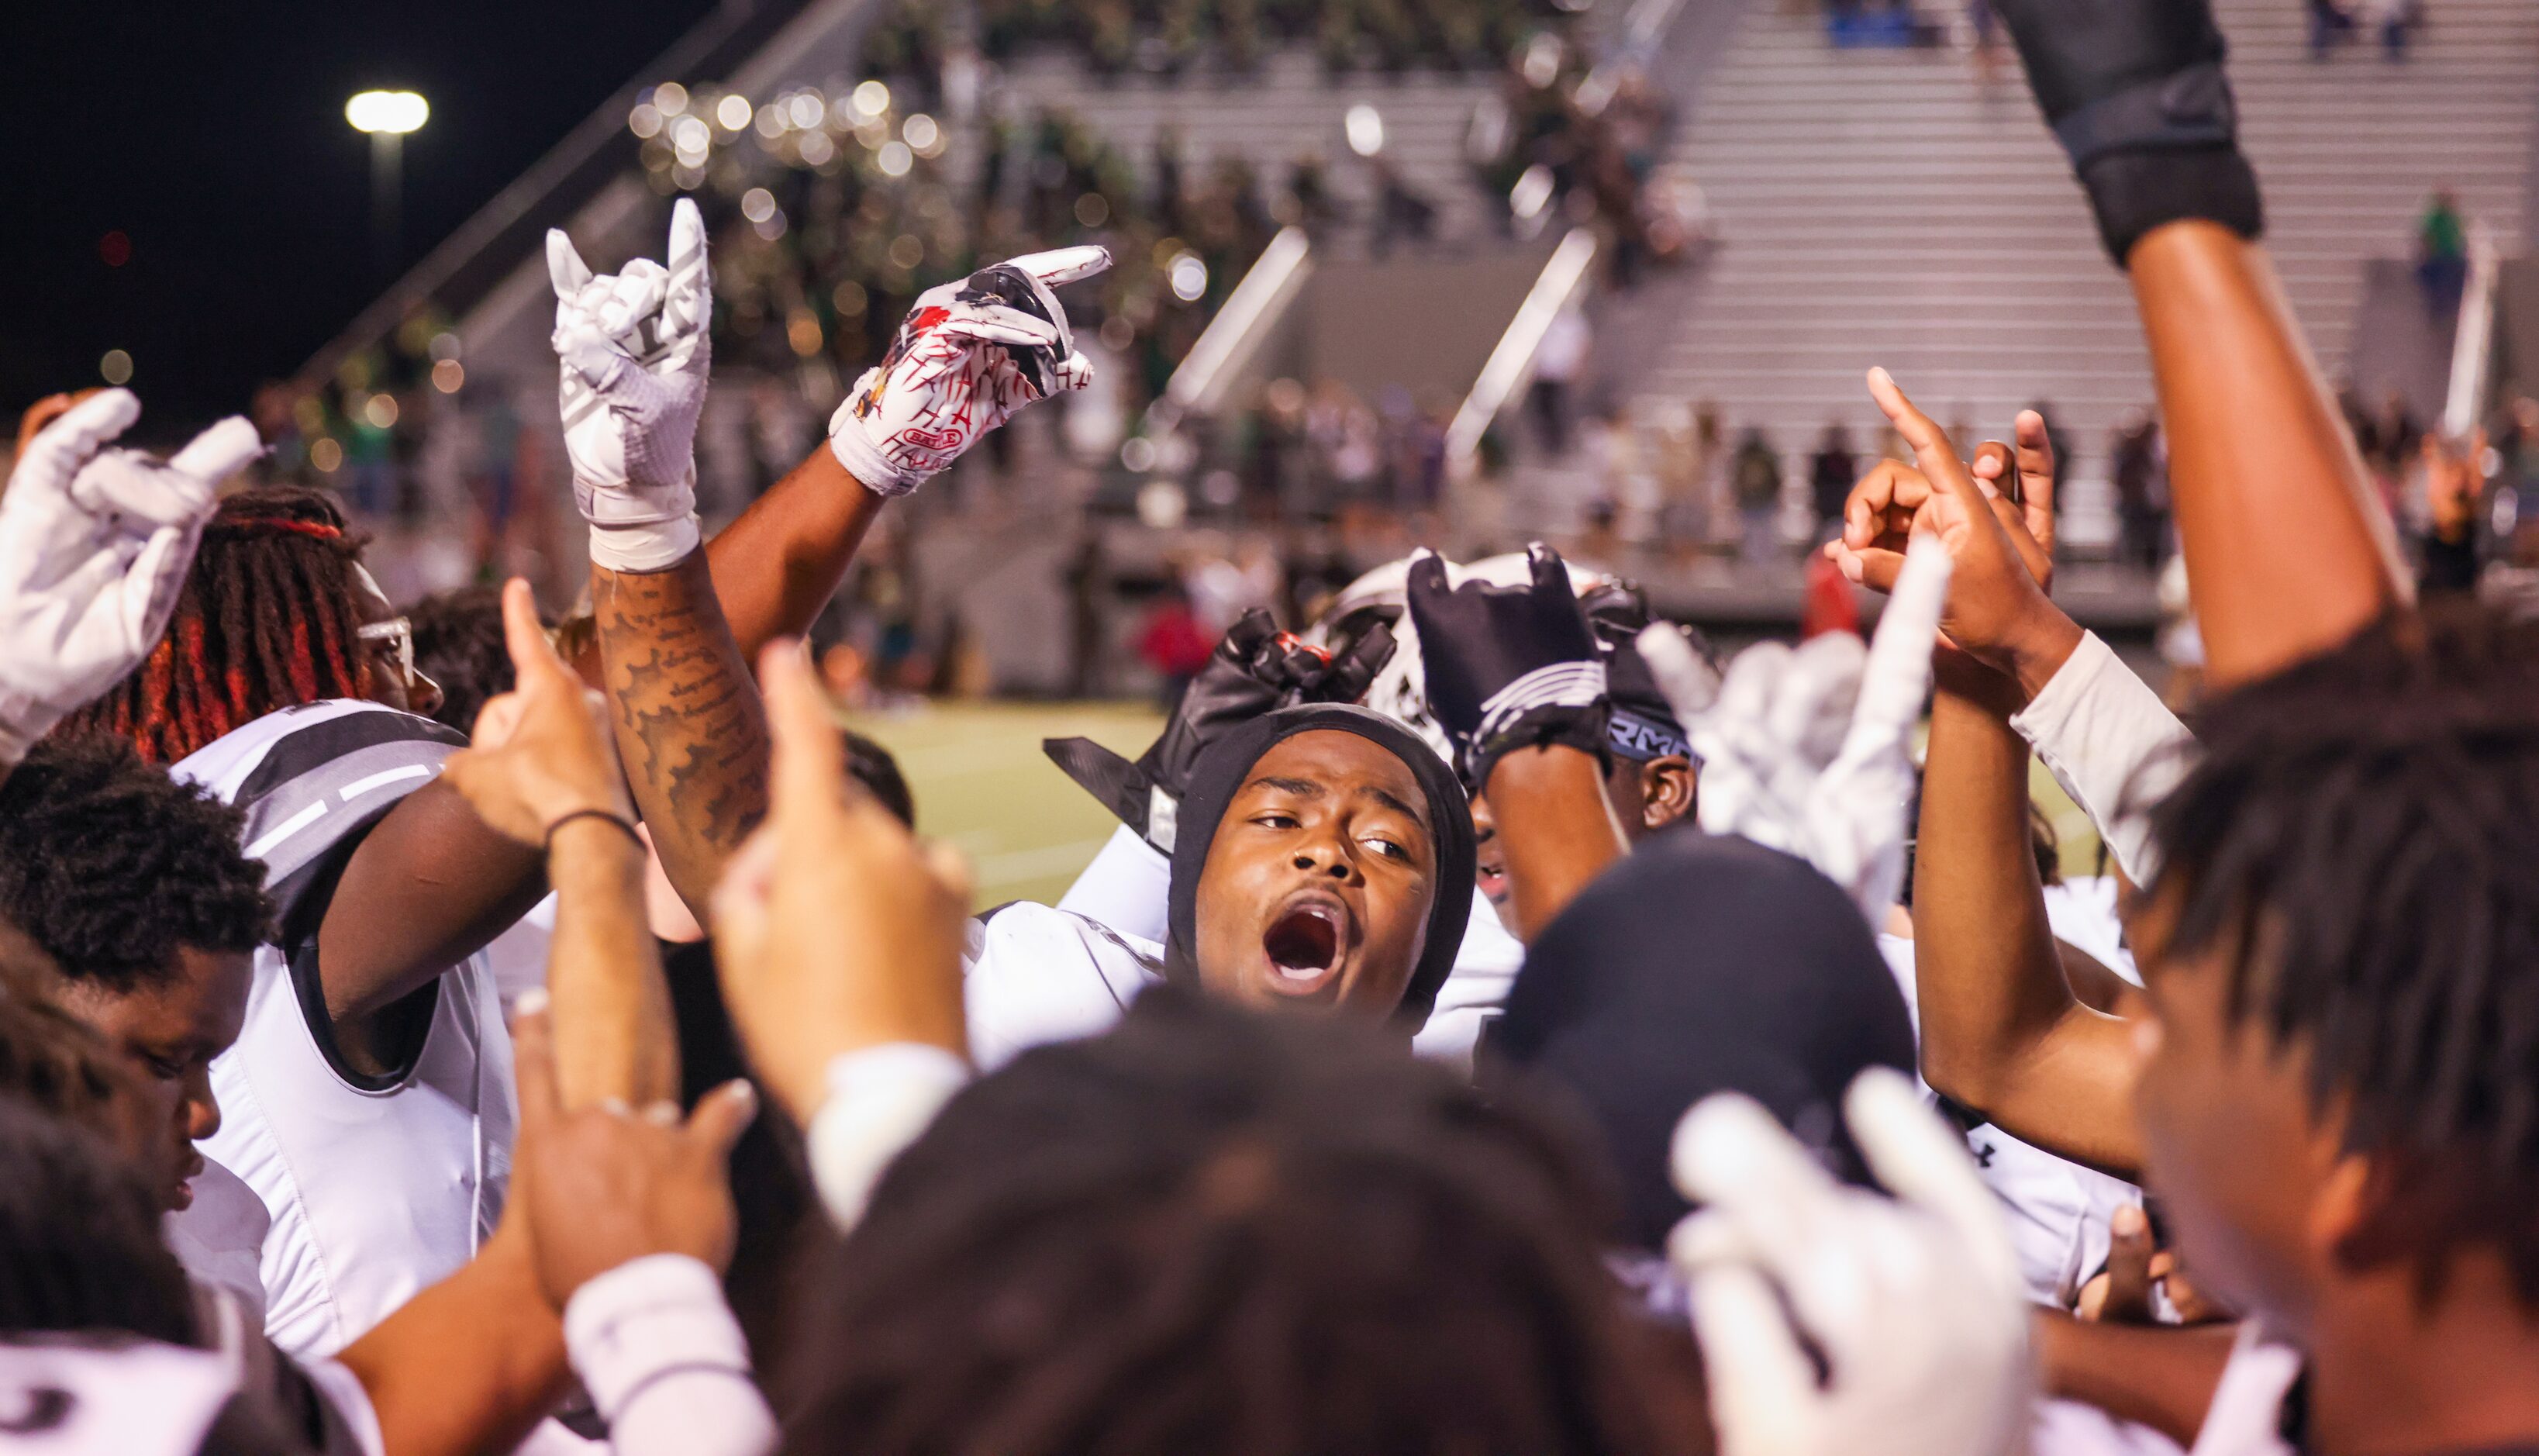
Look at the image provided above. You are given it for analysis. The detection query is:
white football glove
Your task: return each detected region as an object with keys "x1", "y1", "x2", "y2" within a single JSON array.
[
  {"x1": 0, "y1": 390, "x2": 260, "y2": 764},
  {"x1": 1639, "y1": 535, "x2": 1949, "y2": 926},
  {"x1": 828, "y1": 246, "x2": 1111, "y2": 496},
  {"x1": 1668, "y1": 1068, "x2": 2032, "y2": 1456},
  {"x1": 548, "y1": 197, "x2": 710, "y2": 573}
]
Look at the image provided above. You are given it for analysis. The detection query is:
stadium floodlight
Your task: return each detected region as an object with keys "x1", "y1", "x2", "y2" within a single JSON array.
[
  {"x1": 347, "y1": 91, "x2": 429, "y2": 280},
  {"x1": 345, "y1": 90, "x2": 430, "y2": 135}
]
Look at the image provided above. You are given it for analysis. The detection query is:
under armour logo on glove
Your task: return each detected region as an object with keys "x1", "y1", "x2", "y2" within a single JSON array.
[
  {"x1": 547, "y1": 197, "x2": 712, "y2": 572},
  {"x1": 0, "y1": 389, "x2": 260, "y2": 767},
  {"x1": 1406, "y1": 543, "x2": 1609, "y2": 792},
  {"x1": 830, "y1": 246, "x2": 1111, "y2": 498}
]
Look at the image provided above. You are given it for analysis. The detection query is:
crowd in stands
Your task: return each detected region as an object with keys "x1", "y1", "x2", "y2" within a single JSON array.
[{"x1": 12, "y1": 3, "x2": 2539, "y2": 1455}]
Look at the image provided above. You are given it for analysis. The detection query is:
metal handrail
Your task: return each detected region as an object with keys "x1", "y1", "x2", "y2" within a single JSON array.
[
  {"x1": 1444, "y1": 226, "x2": 1599, "y2": 470},
  {"x1": 1143, "y1": 226, "x2": 1315, "y2": 437},
  {"x1": 2443, "y1": 222, "x2": 2501, "y2": 438}
]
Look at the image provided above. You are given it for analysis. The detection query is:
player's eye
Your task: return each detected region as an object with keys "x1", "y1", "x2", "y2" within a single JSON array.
[{"x1": 1253, "y1": 812, "x2": 1300, "y2": 830}]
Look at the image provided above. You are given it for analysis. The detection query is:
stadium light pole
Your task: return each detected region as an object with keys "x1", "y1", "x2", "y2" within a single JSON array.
[{"x1": 347, "y1": 90, "x2": 429, "y2": 279}]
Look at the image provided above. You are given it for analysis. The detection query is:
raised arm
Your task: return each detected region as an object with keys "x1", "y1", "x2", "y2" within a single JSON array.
[
  {"x1": 1917, "y1": 669, "x2": 2143, "y2": 1176},
  {"x1": 701, "y1": 446, "x2": 887, "y2": 664},
  {"x1": 1989, "y1": 0, "x2": 2406, "y2": 686},
  {"x1": 444, "y1": 578, "x2": 680, "y2": 1106},
  {"x1": 548, "y1": 216, "x2": 1112, "y2": 916},
  {"x1": 1405, "y1": 545, "x2": 1626, "y2": 939},
  {"x1": 713, "y1": 639, "x2": 973, "y2": 1228},
  {"x1": 1832, "y1": 371, "x2": 2144, "y2": 1175}
]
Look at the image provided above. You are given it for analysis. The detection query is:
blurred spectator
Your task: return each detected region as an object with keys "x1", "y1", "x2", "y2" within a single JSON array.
[
  {"x1": 1530, "y1": 306, "x2": 1592, "y2": 454},
  {"x1": 1808, "y1": 421, "x2": 1859, "y2": 534},
  {"x1": 1731, "y1": 426, "x2": 1782, "y2": 559},
  {"x1": 2110, "y1": 409, "x2": 2169, "y2": 570},
  {"x1": 1186, "y1": 541, "x2": 1282, "y2": 636},
  {"x1": 2369, "y1": 0, "x2": 2422, "y2": 59},
  {"x1": 1138, "y1": 583, "x2": 1218, "y2": 709},
  {"x1": 2419, "y1": 431, "x2": 2486, "y2": 596},
  {"x1": 1967, "y1": 0, "x2": 2010, "y2": 83},
  {"x1": 2308, "y1": 0, "x2": 2361, "y2": 57},
  {"x1": 1369, "y1": 158, "x2": 1442, "y2": 256},
  {"x1": 2417, "y1": 187, "x2": 2468, "y2": 317}
]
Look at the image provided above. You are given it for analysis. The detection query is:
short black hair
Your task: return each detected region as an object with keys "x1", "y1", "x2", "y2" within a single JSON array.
[
  {"x1": 0, "y1": 1096, "x2": 197, "y2": 1344},
  {"x1": 2147, "y1": 603, "x2": 2539, "y2": 1302},
  {"x1": 0, "y1": 984, "x2": 148, "y2": 1158},
  {"x1": 782, "y1": 988, "x2": 1694, "y2": 1456},
  {"x1": 0, "y1": 738, "x2": 272, "y2": 991},
  {"x1": 841, "y1": 730, "x2": 914, "y2": 830},
  {"x1": 406, "y1": 585, "x2": 516, "y2": 733}
]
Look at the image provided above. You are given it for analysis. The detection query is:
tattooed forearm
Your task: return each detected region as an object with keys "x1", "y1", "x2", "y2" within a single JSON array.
[{"x1": 592, "y1": 550, "x2": 772, "y2": 925}]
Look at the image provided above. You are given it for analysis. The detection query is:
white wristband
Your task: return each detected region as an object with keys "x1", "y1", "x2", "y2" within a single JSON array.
[
  {"x1": 585, "y1": 512, "x2": 702, "y2": 574},
  {"x1": 806, "y1": 1041, "x2": 971, "y2": 1230},
  {"x1": 826, "y1": 414, "x2": 929, "y2": 498},
  {"x1": 564, "y1": 1254, "x2": 755, "y2": 1418},
  {"x1": 576, "y1": 459, "x2": 702, "y2": 574}
]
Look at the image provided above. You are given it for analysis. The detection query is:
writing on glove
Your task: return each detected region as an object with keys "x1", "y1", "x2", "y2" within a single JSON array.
[{"x1": 830, "y1": 247, "x2": 1110, "y2": 497}]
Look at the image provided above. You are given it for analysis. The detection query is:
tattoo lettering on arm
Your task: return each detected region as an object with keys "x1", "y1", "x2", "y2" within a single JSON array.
[{"x1": 592, "y1": 552, "x2": 772, "y2": 925}]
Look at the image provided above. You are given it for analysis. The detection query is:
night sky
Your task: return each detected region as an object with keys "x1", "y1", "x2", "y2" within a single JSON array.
[{"x1": 0, "y1": 1, "x2": 718, "y2": 437}]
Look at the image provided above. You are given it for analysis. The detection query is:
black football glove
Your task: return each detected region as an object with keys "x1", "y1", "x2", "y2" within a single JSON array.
[
  {"x1": 1989, "y1": 0, "x2": 2262, "y2": 265},
  {"x1": 1044, "y1": 607, "x2": 1395, "y2": 854},
  {"x1": 1406, "y1": 543, "x2": 1609, "y2": 792}
]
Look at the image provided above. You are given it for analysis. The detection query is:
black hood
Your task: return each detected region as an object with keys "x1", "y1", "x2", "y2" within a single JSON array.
[
  {"x1": 1165, "y1": 704, "x2": 1475, "y2": 1028},
  {"x1": 1485, "y1": 833, "x2": 1916, "y2": 1251}
]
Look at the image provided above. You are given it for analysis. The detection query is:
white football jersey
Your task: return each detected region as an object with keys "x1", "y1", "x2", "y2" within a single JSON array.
[
  {"x1": 166, "y1": 700, "x2": 514, "y2": 1361},
  {"x1": 963, "y1": 901, "x2": 1164, "y2": 1071},
  {"x1": 1878, "y1": 930, "x2": 2144, "y2": 1309}
]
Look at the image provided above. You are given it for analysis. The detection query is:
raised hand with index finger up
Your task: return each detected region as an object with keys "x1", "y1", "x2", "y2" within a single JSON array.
[
  {"x1": 710, "y1": 638, "x2": 972, "y2": 1129},
  {"x1": 1827, "y1": 370, "x2": 2082, "y2": 700}
]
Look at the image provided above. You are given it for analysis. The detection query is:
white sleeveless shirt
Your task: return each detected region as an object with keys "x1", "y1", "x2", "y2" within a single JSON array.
[{"x1": 164, "y1": 700, "x2": 515, "y2": 1361}]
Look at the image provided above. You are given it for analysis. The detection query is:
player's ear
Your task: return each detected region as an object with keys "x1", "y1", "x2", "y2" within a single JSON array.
[{"x1": 1641, "y1": 756, "x2": 1696, "y2": 830}]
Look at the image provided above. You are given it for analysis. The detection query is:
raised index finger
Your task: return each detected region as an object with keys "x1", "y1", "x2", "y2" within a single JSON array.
[
  {"x1": 1006, "y1": 244, "x2": 1113, "y2": 288},
  {"x1": 1867, "y1": 367, "x2": 1996, "y2": 527},
  {"x1": 758, "y1": 637, "x2": 848, "y2": 821},
  {"x1": 499, "y1": 578, "x2": 566, "y2": 685},
  {"x1": 510, "y1": 990, "x2": 561, "y2": 1129},
  {"x1": 2013, "y1": 409, "x2": 2057, "y2": 554}
]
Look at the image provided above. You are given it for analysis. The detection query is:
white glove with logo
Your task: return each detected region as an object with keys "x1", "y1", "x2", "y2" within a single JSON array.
[
  {"x1": 828, "y1": 246, "x2": 1111, "y2": 496},
  {"x1": 1668, "y1": 1068, "x2": 2033, "y2": 1456},
  {"x1": 0, "y1": 390, "x2": 261, "y2": 765},
  {"x1": 548, "y1": 197, "x2": 710, "y2": 573},
  {"x1": 1638, "y1": 535, "x2": 1948, "y2": 926}
]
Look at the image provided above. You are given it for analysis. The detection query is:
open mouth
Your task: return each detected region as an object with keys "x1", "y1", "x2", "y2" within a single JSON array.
[
  {"x1": 1475, "y1": 859, "x2": 1509, "y2": 906},
  {"x1": 1261, "y1": 897, "x2": 1350, "y2": 998}
]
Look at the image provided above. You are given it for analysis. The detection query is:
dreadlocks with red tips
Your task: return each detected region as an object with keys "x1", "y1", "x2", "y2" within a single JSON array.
[{"x1": 52, "y1": 486, "x2": 373, "y2": 764}]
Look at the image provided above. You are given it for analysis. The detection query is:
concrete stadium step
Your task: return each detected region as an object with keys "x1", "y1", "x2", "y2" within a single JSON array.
[
  {"x1": 988, "y1": 47, "x2": 1517, "y2": 250},
  {"x1": 1596, "y1": 0, "x2": 2539, "y2": 511}
]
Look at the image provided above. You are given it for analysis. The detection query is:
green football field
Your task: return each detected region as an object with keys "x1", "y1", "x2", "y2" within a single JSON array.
[
  {"x1": 843, "y1": 700, "x2": 1168, "y2": 909},
  {"x1": 843, "y1": 700, "x2": 2107, "y2": 912}
]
